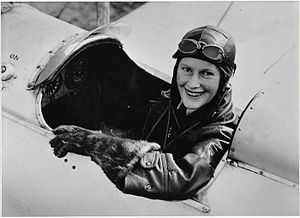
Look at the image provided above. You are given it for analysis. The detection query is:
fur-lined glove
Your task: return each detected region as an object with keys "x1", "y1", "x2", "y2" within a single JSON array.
[{"x1": 50, "y1": 125, "x2": 161, "y2": 188}]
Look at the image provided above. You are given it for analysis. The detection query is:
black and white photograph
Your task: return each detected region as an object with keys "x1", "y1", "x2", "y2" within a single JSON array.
[{"x1": 1, "y1": 1, "x2": 299, "y2": 216}]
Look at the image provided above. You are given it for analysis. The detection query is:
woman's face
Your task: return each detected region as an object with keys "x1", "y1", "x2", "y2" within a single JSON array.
[{"x1": 177, "y1": 57, "x2": 221, "y2": 114}]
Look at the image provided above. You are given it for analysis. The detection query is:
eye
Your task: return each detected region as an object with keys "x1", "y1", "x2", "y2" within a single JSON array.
[
  {"x1": 201, "y1": 71, "x2": 214, "y2": 77},
  {"x1": 181, "y1": 66, "x2": 192, "y2": 74}
]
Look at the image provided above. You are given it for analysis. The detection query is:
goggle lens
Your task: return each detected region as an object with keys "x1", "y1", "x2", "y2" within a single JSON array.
[
  {"x1": 202, "y1": 46, "x2": 224, "y2": 61},
  {"x1": 178, "y1": 40, "x2": 199, "y2": 54},
  {"x1": 178, "y1": 39, "x2": 225, "y2": 63}
]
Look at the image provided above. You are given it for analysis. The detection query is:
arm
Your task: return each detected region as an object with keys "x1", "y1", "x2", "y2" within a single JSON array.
[
  {"x1": 123, "y1": 151, "x2": 214, "y2": 200},
  {"x1": 50, "y1": 124, "x2": 230, "y2": 200},
  {"x1": 123, "y1": 128, "x2": 231, "y2": 200},
  {"x1": 49, "y1": 125, "x2": 161, "y2": 189}
]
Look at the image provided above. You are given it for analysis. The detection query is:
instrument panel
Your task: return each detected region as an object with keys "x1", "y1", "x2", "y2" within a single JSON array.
[
  {"x1": 41, "y1": 57, "x2": 93, "y2": 107},
  {"x1": 64, "y1": 58, "x2": 89, "y2": 89},
  {"x1": 42, "y1": 73, "x2": 63, "y2": 97}
]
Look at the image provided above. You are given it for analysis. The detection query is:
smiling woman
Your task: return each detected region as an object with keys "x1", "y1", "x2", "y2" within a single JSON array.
[
  {"x1": 2, "y1": 2, "x2": 298, "y2": 215},
  {"x1": 176, "y1": 58, "x2": 221, "y2": 115},
  {"x1": 50, "y1": 25, "x2": 239, "y2": 200}
]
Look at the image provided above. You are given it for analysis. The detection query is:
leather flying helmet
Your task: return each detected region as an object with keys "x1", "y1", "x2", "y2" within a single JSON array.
[{"x1": 173, "y1": 25, "x2": 237, "y2": 79}]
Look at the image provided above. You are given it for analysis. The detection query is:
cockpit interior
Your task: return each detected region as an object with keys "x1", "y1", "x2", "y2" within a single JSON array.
[{"x1": 39, "y1": 39, "x2": 169, "y2": 138}]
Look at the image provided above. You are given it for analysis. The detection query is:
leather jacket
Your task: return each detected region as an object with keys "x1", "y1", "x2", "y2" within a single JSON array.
[
  {"x1": 122, "y1": 85, "x2": 238, "y2": 200},
  {"x1": 50, "y1": 75, "x2": 238, "y2": 201},
  {"x1": 50, "y1": 59, "x2": 238, "y2": 200}
]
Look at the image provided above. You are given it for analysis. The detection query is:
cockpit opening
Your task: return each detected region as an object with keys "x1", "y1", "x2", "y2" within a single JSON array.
[{"x1": 37, "y1": 40, "x2": 169, "y2": 138}]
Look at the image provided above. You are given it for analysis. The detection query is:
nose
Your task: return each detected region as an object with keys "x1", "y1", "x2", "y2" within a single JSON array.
[{"x1": 187, "y1": 72, "x2": 201, "y2": 89}]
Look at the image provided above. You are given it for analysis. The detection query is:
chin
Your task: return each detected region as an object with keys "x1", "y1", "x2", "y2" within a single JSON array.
[{"x1": 183, "y1": 101, "x2": 203, "y2": 112}]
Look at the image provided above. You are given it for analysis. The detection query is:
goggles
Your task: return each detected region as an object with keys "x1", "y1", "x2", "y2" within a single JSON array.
[{"x1": 178, "y1": 39, "x2": 227, "y2": 63}]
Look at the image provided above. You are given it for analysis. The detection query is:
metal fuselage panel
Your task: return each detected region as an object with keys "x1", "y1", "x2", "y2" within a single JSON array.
[
  {"x1": 230, "y1": 85, "x2": 299, "y2": 184},
  {"x1": 2, "y1": 113, "x2": 203, "y2": 216},
  {"x1": 1, "y1": 4, "x2": 84, "y2": 124},
  {"x1": 202, "y1": 163, "x2": 299, "y2": 215}
]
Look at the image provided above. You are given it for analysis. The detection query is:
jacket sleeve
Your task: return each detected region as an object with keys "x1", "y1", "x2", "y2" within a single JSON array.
[
  {"x1": 123, "y1": 150, "x2": 214, "y2": 200},
  {"x1": 122, "y1": 125, "x2": 233, "y2": 200},
  {"x1": 50, "y1": 124, "x2": 231, "y2": 200}
]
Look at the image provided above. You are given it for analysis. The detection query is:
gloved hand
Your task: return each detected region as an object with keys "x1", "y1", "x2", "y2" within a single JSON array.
[
  {"x1": 50, "y1": 125, "x2": 97, "y2": 157},
  {"x1": 50, "y1": 124, "x2": 161, "y2": 187}
]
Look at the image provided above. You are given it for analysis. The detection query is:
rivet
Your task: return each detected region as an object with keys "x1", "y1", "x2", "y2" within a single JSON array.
[
  {"x1": 201, "y1": 205, "x2": 210, "y2": 213},
  {"x1": 238, "y1": 128, "x2": 241, "y2": 131},
  {"x1": 250, "y1": 107, "x2": 253, "y2": 110},
  {"x1": 145, "y1": 184, "x2": 151, "y2": 190},
  {"x1": 228, "y1": 160, "x2": 238, "y2": 167},
  {"x1": 72, "y1": 166, "x2": 76, "y2": 170},
  {"x1": 2, "y1": 65, "x2": 7, "y2": 73},
  {"x1": 64, "y1": 159, "x2": 68, "y2": 162},
  {"x1": 36, "y1": 65, "x2": 41, "y2": 69}
]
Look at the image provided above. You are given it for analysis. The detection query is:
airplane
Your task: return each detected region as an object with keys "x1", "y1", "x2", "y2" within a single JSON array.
[{"x1": 1, "y1": 1, "x2": 299, "y2": 216}]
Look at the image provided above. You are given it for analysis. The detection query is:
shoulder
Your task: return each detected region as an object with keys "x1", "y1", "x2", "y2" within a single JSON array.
[{"x1": 182, "y1": 117, "x2": 237, "y2": 152}]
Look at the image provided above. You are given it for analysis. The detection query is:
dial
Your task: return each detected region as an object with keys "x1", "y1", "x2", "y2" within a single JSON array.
[
  {"x1": 43, "y1": 74, "x2": 63, "y2": 97},
  {"x1": 65, "y1": 58, "x2": 89, "y2": 89}
]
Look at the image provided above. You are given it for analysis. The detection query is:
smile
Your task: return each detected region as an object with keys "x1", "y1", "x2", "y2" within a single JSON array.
[{"x1": 185, "y1": 89, "x2": 205, "y2": 97}]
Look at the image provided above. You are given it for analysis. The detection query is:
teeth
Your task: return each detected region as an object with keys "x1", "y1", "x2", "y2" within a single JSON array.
[{"x1": 186, "y1": 90, "x2": 204, "y2": 97}]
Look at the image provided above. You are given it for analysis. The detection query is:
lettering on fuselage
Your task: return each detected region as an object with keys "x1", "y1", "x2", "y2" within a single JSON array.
[{"x1": 9, "y1": 53, "x2": 20, "y2": 61}]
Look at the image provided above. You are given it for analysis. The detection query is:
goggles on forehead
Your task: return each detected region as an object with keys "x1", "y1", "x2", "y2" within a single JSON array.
[{"x1": 178, "y1": 39, "x2": 227, "y2": 63}]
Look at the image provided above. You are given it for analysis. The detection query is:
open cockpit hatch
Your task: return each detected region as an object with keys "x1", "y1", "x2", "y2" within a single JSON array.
[{"x1": 34, "y1": 34, "x2": 169, "y2": 138}]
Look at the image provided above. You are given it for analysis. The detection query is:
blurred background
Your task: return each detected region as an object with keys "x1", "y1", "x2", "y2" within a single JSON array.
[{"x1": 25, "y1": 2, "x2": 145, "y2": 30}]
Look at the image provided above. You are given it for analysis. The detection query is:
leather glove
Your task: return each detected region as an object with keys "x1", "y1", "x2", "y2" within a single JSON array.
[
  {"x1": 50, "y1": 125, "x2": 99, "y2": 157},
  {"x1": 50, "y1": 124, "x2": 161, "y2": 187}
]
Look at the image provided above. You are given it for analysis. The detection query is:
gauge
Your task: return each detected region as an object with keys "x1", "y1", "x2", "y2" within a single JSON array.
[
  {"x1": 42, "y1": 74, "x2": 63, "y2": 97},
  {"x1": 65, "y1": 58, "x2": 89, "y2": 89}
]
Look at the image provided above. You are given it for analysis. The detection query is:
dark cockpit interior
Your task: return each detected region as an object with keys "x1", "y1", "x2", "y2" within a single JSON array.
[{"x1": 40, "y1": 40, "x2": 169, "y2": 138}]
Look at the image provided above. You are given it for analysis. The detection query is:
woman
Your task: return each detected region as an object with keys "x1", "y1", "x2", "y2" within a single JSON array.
[{"x1": 50, "y1": 25, "x2": 238, "y2": 200}]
